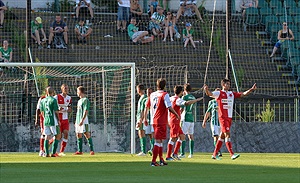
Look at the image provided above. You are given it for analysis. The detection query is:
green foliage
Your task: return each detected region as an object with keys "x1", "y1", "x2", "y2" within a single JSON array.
[
  {"x1": 256, "y1": 100, "x2": 275, "y2": 122},
  {"x1": 11, "y1": 28, "x2": 26, "y2": 61},
  {"x1": 35, "y1": 57, "x2": 48, "y2": 96}
]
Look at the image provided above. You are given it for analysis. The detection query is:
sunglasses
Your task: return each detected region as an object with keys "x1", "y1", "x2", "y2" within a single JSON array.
[{"x1": 283, "y1": 24, "x2": 287, "y2": 26}]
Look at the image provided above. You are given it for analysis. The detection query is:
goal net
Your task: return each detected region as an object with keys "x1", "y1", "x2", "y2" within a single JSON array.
[{"x1": 0, "y1": 62, "x2": 136, "y2": 153}]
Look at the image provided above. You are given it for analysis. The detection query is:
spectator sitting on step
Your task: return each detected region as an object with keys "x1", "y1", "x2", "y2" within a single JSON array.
[
  {"x1": 130, "y1": 0, "x2": 143, "y2": 27},
  {"x1": 176, "y1": 0, "x2": 204, "y2": 23},
  {"x1": 163, "y1": 12, "x2": 180, "y2": 42},
  {"x1": 75, "y1": 0, "x2": 94, "y2": 20},
  {"x1": 31, "y1": 17, "x2": 47, "y2": 49},
  {"x1": 47, "y1": 15, "x2": 68, "y2": 49},
  {"x1": 148, "y1": 0, "x2": 158, "y2": 17},
  {"x1": 0, "y1": 0, "x2": 7, "y2": 28},
  {"x1": 240, "y1": 0, "x2": 258, "y2": 22},
  {"x1": 183, "y1": 23, "x2": 196, "y2": 49},
  {"x1": 0, "y1": 40, "x2": 15, "y2": 75},
  {"x1": 128, "y1": 17, "x2": 154, "y2": 44},
  {"x1": 270, "y1": 22, "x2": 294, "y2": 58},
  {"x1": 148, "y1": 6, "x2": 165, "y2": 37},
  {"x1": 75, "y1": 19, "x2": 92, "y2": 44}
]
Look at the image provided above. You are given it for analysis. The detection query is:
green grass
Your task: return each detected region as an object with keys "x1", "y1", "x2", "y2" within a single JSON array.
[{"x1": 0, "y1": 153, "x2": 299, "y2": 183}]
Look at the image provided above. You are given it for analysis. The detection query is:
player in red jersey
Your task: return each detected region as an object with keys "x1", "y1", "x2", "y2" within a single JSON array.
[
  {"x1": 166, "y1": 85, "x2": 203, "y2": 161},
  {"x1": 35, "y1": 95, "x2": 46, "y2": 157},
  {"x1": 144, "y1": 78, "x2": 180, "y2": 166},
  {"x1": 203, "y1": 78, "x2": 256, "y2": 160},
  {"x1": 54, "y1": 84, "x2": 72, "y2": 156}
]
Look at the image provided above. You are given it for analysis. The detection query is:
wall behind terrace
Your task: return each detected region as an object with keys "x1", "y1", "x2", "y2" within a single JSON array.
[{"x1": 3, "y1": 0, "x2": 244, "y2": 12}]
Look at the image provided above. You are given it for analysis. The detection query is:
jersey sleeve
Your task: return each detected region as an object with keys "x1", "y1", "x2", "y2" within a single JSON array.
[
  {"x1": 211, "y1": 91, "x2": 220, "y2": 99},
  {"x1": 206, "y1": 100, "x2": 213, "y2": 113},
  {"x1": 233, "y1": 92, "x2": 242, "y2": 98},
  {"x1": 146, "y1": 98, "x2": 150, "y2": 108},
  {"x1": 36, "y1": 98, "x2": 42, "y2": 109},
  {"x1": 39, "y1": 100, "x2": 44, "y2": 112},
  {"x1": 164, "y1": 93, "x2": 172, "y2": 108},
  {"x1": 83, "y1": 98, "x2": 90, "y2": 111},
  {"x1": 176, "y1": 98, "x2": 186, "y2": 107}
]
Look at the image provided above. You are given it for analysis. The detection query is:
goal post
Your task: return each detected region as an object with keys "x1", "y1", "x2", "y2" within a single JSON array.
[{"x1": 0, "y1": 62, "x2": 136, "y2": 154}]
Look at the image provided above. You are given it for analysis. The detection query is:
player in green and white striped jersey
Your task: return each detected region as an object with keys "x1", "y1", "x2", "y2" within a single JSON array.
[{"x1": 202, "y1": 97, "x2": 222, "y2": 156}]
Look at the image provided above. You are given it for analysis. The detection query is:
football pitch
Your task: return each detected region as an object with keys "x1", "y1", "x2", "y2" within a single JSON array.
[{"x1": 0, "y1": 153, "x2": 299, "y2": 183}]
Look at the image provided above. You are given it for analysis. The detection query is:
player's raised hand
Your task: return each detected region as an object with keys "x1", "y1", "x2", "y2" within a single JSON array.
[
  {"x1": 203, "y1": 84, "x2": 208, "y2": 91},
  {"x1": 251, "y1": 83, "x2": 257, "y2": 91}
]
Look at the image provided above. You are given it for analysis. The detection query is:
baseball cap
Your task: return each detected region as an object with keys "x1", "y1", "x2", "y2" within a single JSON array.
[
  {"x1": 36, "y1": 17, "x2": 42, "y2": 24},
  {"x1": 185, "y1": 23, "x2": 192, "y2": 27}
]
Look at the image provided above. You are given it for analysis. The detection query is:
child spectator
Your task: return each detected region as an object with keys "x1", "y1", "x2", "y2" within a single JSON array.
[
  {"x1": 128, "y1": 17, "x2": 154, "y2": 44},
  {"x1": 183, "y1": 23, "x2": 196, "y2": 49},
  {"x1": 74, "y1": 19, "x2": 92, "y2": 44},
  {"x1": 0, "y1": 0, "x2": 7, "y2": 28},
  {"x1": 163, "y1": 12, "x2": 180, "y2": 42},
  {"x1": 148, "y1": 6, "x2": 165, "y2": 37},
  {"x1": 31, "y1": 17, "x2": 47, "y2": 49}
]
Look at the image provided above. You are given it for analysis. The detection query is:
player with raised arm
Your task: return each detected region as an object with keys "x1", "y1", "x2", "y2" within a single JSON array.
[
  {"x1": 40, "y1": 87, "x2": 61, "y2": 157},
  {"x1": 74, "y1": 86, "x2": 94, "y2": 155},
  {"x1": 35, "y1": 94, "x2": 46, "y2": 157},
  {"x1": 166, "y1": 85, "x2": 203, "y2": 161},
  {"x1": 203, "y1": 79, "x2": 256, "y2": 160},
  {"x1": 136, "y1": 84, "x2": 148, "y2": 156},
  {"x1": 144, "y1": 78, "x2": 180, "y2": 166},
  {"x1": 202, "y1": 89, "x2": 222, "y2": 157},
  {"x1": 179, "y1": 83, "x2": 199, "y2": 158},
  {"x1": 54, "y1": 84, "x2": 72, "y2": 156}
]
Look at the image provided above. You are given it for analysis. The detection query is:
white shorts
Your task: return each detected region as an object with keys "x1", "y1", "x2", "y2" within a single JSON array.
[
  {"x1": 75, "y1": 123, "x2": 90, "y2": 134},
  {"x1": 181, "y1": 121, "x2": 194, "y2": 135},
  {"x1": 43, "y1": 125, "x2": 59, "y2": 136},
  {"x1": 131, "y1": 31, "x2": 147, "y2": 40},
  {"x1": 210, "y1": 124, "x2": 221, "y2": 137},
  {"x1": 144, "y1": 124, "x2": 154, "y2": 135}
]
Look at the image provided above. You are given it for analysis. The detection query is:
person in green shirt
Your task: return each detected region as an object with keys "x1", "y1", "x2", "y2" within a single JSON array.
[
  {"x1": 136, "y1": 84, "x2": 147, "y2": 156},
  {"x1": 40, "y1": 87, "x2": 61, "y2": 157},
  {"x1": 202, "y1": 92, "x2": 222, "y2": 157},
  {"x1": 180, "y1": 83, "x2": 199, "y2": 158},
  {"x1": 31, "y1": 17, "x2": 47, "y2": 49},
  {"x1": 74, "y1": 86, "x2": 95, "y2": 155},
  {"x1": 128, "y1": 17, "x2": 153, "y2": 44},
  {"x1": 182, "y1": 23, "x2": 196, "y2": 49},
  {"x1": 0, "y1": 40, "x2": 15, "y2": 74}
]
